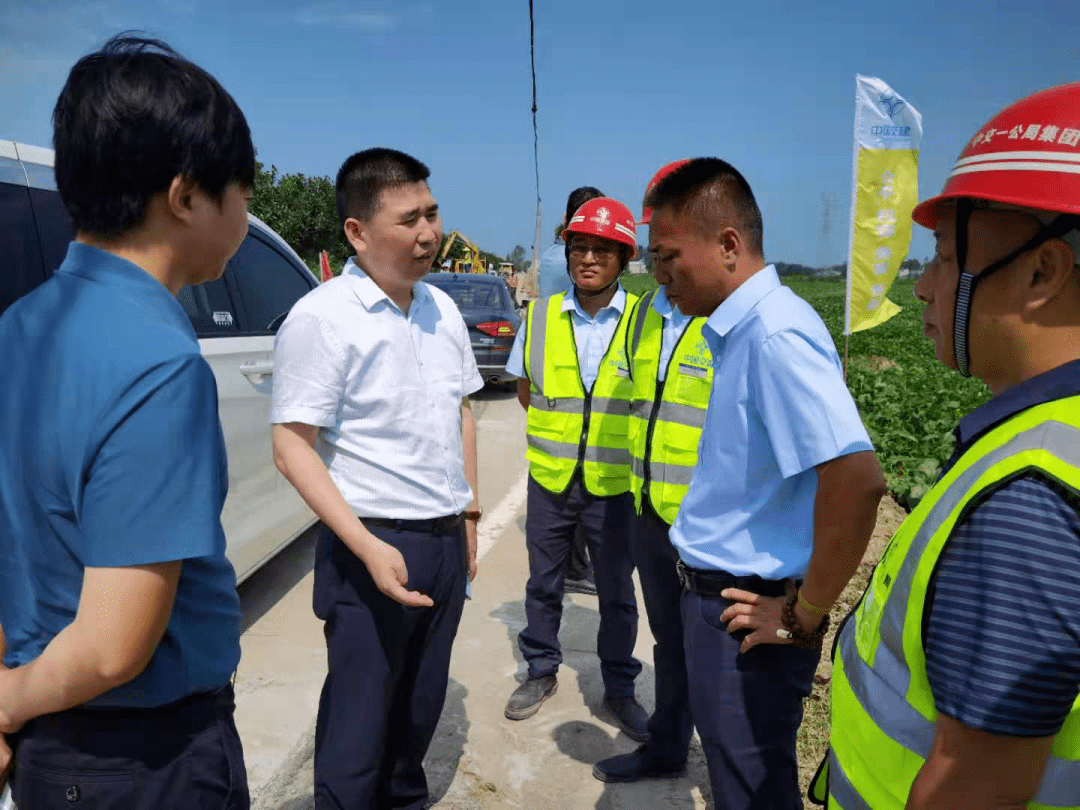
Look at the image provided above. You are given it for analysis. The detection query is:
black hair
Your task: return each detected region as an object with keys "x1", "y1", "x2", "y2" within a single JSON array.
[
  {"x1": 53, "y1": 34, "x2": 255, "y2": 238},
  {"x1": 564, "y1": 186, "x2": 605, "y2": 229},
  {"x1": 335, "y1": 148, "x2": 431, "y2": 226},
  {"x1": 644, "y1": 158, "x2": 764, "y2": 256}
]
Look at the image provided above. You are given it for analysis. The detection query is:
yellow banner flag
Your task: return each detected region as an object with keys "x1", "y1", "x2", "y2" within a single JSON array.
[{"x1": 845, "y1": 76, "x2": 923, "y2": 334}]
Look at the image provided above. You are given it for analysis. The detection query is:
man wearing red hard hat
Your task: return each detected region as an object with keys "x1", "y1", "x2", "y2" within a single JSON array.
[
  {"x1": 817, "y1": 83, "x2": 1080, "y2": 809},
  {"x1": 502, "y1": 197, "x2": 648, "y2": 739}
]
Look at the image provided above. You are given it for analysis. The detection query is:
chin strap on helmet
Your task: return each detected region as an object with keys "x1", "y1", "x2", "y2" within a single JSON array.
[{"x1": 951, "y1": 201, "x2": 1080, "y2": 377}]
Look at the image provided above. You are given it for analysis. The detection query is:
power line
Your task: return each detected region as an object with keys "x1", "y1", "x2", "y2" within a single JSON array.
[
  {"x1": 528, "y1": 0, "x2": 542, "y2": 271},
  {"x1": 529, "y1": 0, "x2": 540, "y2": 212}
]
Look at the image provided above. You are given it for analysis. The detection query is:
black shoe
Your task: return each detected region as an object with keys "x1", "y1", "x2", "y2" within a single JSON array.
[
  {"x1": 592, "y1": 745, "x2": 687, "y2": 783},
  {"x1": 603, "y1": 695, "x2": 650, "y2": 742},
  {"x1": 505, "y1": 675, "x2": 558, "y2": 720},
  {"x1": 564, "y1": 573, "x2": 598, "y2": 596}
]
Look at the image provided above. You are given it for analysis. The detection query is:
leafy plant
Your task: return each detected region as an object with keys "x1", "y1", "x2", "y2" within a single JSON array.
[{"x1": 786, "y1": 277, "x2": 990, "y2": 508}]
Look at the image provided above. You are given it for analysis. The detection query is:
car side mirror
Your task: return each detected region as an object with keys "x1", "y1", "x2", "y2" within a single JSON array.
[{"x1": 267, "y1": 311, "x2": 288, "y2": 333}]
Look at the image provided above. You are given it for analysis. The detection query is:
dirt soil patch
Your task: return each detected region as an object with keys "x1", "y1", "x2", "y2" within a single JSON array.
[{"x1": 796, "y1": 494, "x2": 907, "y2": 796}]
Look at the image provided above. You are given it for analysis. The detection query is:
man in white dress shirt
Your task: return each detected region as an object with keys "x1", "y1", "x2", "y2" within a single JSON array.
[{"x1": 271, "y1": 148, "x2": 483, "y2": 810}]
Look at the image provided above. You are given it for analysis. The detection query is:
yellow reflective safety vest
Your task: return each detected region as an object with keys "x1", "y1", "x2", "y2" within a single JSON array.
[
  {"x1": 626, "y1": 290, "x2": 712, "y2": 524},
  {"x1": 523, "y1": 289, "x2": 639, "y2": 496},
  {"x1": 814, "y1": 394, "x2": 1080, "y2": 810}
]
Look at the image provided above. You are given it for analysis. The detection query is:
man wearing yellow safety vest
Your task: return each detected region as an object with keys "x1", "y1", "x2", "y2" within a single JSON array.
[
  {"x1": 593, "y1": 160, "x2": 710, "y2": 783},
  {"x1": 818, "y1": 84, "x2": 1080, "y2": 810},
  {"x1": 502, "y1": 197, "x2": 648, "y2": 740}
]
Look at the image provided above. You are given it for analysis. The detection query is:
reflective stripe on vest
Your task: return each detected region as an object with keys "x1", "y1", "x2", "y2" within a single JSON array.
[
  {"x1": 626, "y1": 290, "x2": 712, "y2": 523},
  {"x1": 523, "y1": 290, "x2": 638, "y2": 496},
  {"x1": 828, "y1": 398, "x2": 1080, "y2": 809}
]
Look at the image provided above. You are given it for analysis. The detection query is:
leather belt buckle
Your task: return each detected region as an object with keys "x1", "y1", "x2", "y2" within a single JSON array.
[{"x1": 676, "y1": 559, "x2": 691, "y2": 591}]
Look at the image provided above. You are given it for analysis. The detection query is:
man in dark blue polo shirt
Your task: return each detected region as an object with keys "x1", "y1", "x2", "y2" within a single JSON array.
[{"x1": 0, "y1": 36, "x2": 254, "y2": 809}]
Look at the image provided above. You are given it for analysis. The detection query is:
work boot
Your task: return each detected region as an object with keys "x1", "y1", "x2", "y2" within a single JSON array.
[
  {"x1": 563, "y1": 572, "x2": 598, "y2": 596},
  {"x1": 592, "y1": 745, "x2": 687, "y2": 783},
  {"x1": 603, "y1": 695, "x2": 650, "y2": 742},
  {"x1": 505, "y1": 675, "x2": 558, "y2": 720}
]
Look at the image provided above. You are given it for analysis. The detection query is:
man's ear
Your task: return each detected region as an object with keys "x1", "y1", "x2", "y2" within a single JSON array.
[
  {"x1": 1026, "y1": 238, "x2": 1077, "y2": 314},
  {"x1": 343, "y1": 217, "x2": 367, "y2": 254},
  {"x1": 718, "y1": 227, "x2": 743, "y2": 265},
  {"x1": 166, "y1": 175, "x2": 200, "y2": 223}
]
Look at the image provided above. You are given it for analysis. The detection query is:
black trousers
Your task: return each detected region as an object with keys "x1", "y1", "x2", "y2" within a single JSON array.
[
  {"x1": 11, "y1": 685, "x2": 247, "y2": 810},
  {"x1": 518, "y1": 476, "x2": 641, "y2": 696},
  {"x1": 312, "y1": 522, "x2": 467, "y2": 810},
  {"x1": 682, "y1": 582, "x2": 820, "y2": 809},
  {"x1": 566, "y1": 523, "x2": 592, "y2": 581},
  {"x1": 629, "y1": 506, "x2": 693, "y2": 763}
]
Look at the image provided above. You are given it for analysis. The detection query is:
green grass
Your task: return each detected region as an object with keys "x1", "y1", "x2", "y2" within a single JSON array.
[{"x1": 621, "y1": 272, "x2": 991, "y2": 507}]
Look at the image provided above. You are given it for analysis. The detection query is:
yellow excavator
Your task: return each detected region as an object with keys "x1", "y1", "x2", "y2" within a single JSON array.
[{"x1": 437, "y1": 230, "x2": 486, "y2": 274}]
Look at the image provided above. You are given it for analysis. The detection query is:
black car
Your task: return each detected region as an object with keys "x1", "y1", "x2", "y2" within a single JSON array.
[{"x1": 424, "y1": 272, "x2": 521, "y2": 385}]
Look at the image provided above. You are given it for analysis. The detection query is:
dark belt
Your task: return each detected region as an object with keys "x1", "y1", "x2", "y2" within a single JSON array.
[
  {"x1": 20, "y1": 684, "x2": 234, "y2": 739},
  {"x1": 360, "y1": 513, "x2": 464, "y2": 534},
  {"x1": 676, "y1": 560, "x2": 788, "y2": 599}
]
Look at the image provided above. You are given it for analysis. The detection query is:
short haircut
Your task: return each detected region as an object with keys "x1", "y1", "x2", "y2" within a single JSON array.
[
  {"x1": 336, "y1": 148, "x2": 431, "y2": 225},
  {"x1": 53, "y1": 35, "x2": 255, "y2": 238},
  {"x1": 565, "y1": 186, "x2": 605, "y2": 228},
  {"x1": 644, "y1": 158, "x2": 764, "y2": 256}
]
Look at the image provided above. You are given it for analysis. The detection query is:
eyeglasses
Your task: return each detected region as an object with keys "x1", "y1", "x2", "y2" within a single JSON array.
[{"x1": 568, "y1": 242, "x2": 618, "y2": 260}]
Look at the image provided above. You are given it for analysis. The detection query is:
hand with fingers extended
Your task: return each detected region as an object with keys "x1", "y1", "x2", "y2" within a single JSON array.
[
  {"x1": 719, "y1": 586, "x2": 825, "y2": 653},
  {"x1": 359, "y1": 539, "x2": 434, "y2": 607}
]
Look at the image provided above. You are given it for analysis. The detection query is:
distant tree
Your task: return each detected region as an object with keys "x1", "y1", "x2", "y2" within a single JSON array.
[
  {"x1": 509, "y1": 245, "x2": 527, "y2": 272},
  {"x1": 249, "y1": 162, "x2": 350, "y2": 272},
  {"x1": 480, "y1": 251, "x2": 505, "y2": 271}
]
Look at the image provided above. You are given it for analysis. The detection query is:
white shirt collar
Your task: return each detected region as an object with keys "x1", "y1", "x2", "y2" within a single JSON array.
[
  {"x1": 343, "y1": 257, "x2": 431, "y2": 313},
  {"x1": 560, "y1": 284, "x2": 627, "y2": 318}
]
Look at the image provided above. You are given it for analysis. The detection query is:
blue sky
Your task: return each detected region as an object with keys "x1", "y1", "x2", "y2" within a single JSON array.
[{"x1": 3, "y1": 0, "x2": 1077, "y2": 264}]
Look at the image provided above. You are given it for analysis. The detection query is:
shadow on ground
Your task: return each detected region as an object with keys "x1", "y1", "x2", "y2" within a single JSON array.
[
  {"x1": 239, "y1": 523, "x2": 319, "y2": 633},
  {"x1": 490, "y1": 596, "x2": 711, "y2": 809},
  {"x1": 253, "y1": 678, "x2": 469, "y2": 810}
]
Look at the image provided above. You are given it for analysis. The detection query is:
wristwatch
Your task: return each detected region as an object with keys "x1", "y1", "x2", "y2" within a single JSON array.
[{"x1": 463, "y1": 507, "x2": 483, "y2": 522}]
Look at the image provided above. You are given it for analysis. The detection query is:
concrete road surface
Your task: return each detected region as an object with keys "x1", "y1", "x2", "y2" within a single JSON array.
[{"x1": 235, "y1": 384, "x2": 711, "y2": 810}]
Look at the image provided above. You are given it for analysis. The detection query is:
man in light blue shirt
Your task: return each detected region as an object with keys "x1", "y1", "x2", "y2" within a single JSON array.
[
  {"x1": 528, "y1": 185, "x2": 607, "y2": 592},
  {"x1": 503, "y1": 197, "x2": 647, "y2": 740},
  {"x1": 652, "y1": 285, "x2": 695, "y2": 377},
  {"x1": 505, "y1": 284, "x2": 627, "y2": 388},
  {"x1": 536, "y1": 235, "x2": 572, "y2": 298},
  {"x1": 646, "y1": 158, "x2": 886, "y2": 808}
]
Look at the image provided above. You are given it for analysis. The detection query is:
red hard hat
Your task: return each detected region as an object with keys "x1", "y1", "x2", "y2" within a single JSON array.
[
  {"x1": 640, "y1": 159, "x2": 692, "y2": 224},
  {"x1": 913, "y1": 83, "x2": 1080, "y2": 229},
  {"x1": 564, "y1": 197, "x2": 637, "y2": 248}
]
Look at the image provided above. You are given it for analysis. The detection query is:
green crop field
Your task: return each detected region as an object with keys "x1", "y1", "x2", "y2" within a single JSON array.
[{"x1": 621, "y1": 273, "x2": 991, "y2": 508}]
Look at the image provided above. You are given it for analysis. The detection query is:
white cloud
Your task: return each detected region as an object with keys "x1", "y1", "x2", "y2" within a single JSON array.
[{"x1": 289, "y1": 4, "x2": 397, "y2": 31}]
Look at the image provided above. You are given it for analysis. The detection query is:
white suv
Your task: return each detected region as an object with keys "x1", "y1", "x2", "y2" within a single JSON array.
[{"x1": 0, "y1": 140, "x2": 318, "y2": 582}]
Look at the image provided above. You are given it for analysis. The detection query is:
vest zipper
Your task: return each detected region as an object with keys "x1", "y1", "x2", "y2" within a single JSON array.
[
  {"x1": 642, "y1": 377, "x2": 664, "y2": 508},
  {"x1": 579, "y1": 391, "x2": 593, "y2": 469}
]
